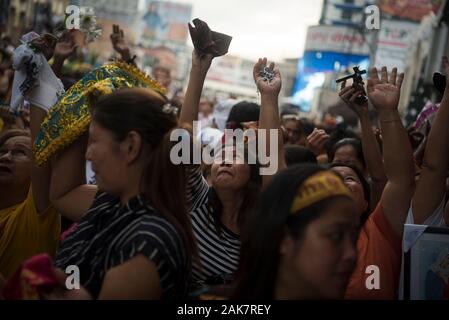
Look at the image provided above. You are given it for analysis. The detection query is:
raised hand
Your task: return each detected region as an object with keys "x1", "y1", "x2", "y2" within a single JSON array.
[
  {"x1": 253, "y1": 57, "x2": 282, "y2": 96},
  {"x1": 110, "y1": 24, "x2": 131, "y2": 61},
  {"x1": 339, "y1": 79, "x2": 368, "y2": 117},
  {"x1": 367, "y1": 66, "x2": 404, "y2": 111},
  {"x1": 191, "y1": 49, "x2": 213, "y2": 77},
  {"x1": 30, "y1": 33, "x2": 57, "y2": 61},
  {"x1": 306, "y1": 128, "x2": 330, "y2": 156},
  {"x1": 54, "y1": 30, "x2": 77, "y2": 61}
]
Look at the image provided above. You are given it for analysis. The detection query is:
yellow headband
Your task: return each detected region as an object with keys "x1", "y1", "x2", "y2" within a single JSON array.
[{"x1": 290, "y1": 171, "x2": 352, "y2": 214}]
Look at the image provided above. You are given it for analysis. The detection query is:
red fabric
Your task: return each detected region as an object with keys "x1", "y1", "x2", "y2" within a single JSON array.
[{"x1": 2, "y1": 253, "x2": 59, "y2": 300}]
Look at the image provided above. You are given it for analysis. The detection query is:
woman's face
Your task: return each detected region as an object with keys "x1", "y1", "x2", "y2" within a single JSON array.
[
  {"x1": 331, "y1": 166, "x2": 368, "y2": 217},
  {"x1": 279, "y1": 197, "x2": 359, "y2": 299},
  {"x1": 85, "y1": 121, "x2": 133, "y2": 196},
  {"x1": 211, "y1": 146, "x2": 251, "y2": 191},
  {"x1": 199, "y1": 100, "x2": 213, "y2": 117},
  {"x1": 282, "y1": 119, "x2": 303, "y2": 145},
  {"x1": 332, "y1": 144, "x2": 364, "y2": 173},
  {"x1": 0, "y1": 135, "x2": 32, "y2": 189}
]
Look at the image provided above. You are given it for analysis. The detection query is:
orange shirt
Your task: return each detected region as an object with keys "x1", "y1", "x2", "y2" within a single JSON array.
[{"x1": 345, "y1": 202, "x2": 402, "y2": 299}]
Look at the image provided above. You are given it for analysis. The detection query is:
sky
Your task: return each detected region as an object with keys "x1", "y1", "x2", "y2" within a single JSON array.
[{"x1": 139, "y1": 0, "x2": 323, "y2": 61}]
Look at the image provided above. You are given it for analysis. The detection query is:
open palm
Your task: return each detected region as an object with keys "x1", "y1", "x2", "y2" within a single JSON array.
[
  {"x1": 54, "y1": 31, "x2": 77, "y2": 60},
  {"x1": 110, "y1": 24, "x2": 130, "y2": 58},
  {"x1": 367, "y1": 66, "x2": 404, "y2": 111},
  {"x1": 253, "y1": 57, "x2": 282, "y2": 96},
  {"x1": 112, "y1": 34, "x2": 128, "y2": 54}
]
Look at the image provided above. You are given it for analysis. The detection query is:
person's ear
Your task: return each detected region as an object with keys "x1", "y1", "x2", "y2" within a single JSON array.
[
  {"x1": 279, "y1": 229, "x2": 295, "y2": 257},
  {"x1": 122, "y1": 131, "x2": 142, "y2": 164}
]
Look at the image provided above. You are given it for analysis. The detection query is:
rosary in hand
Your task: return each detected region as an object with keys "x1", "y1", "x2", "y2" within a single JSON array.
[
  {"x1": 257, "y1": 66, "x2": 275, "y2": 94},
  {"x1": 259, "y1": 66, "x2": 275, "y2": 83}
]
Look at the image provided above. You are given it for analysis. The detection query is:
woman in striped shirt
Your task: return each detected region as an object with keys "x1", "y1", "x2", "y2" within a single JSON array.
[
  {"x1": 181, "y1": 52, "x2": 286, "y2": 290},
  {"x1": 49, "y1": 87, "x2": 197, "y2": 299}
]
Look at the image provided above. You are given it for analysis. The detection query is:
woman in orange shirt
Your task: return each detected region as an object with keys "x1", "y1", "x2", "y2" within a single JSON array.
[{"x1": 334, "y1": 66, "x2": 415, "y2": 299}]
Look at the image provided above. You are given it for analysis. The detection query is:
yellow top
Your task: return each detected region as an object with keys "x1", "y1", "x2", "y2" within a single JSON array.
[{"x1": 0, "y1": 187, "x2": 60, "y2": 279}]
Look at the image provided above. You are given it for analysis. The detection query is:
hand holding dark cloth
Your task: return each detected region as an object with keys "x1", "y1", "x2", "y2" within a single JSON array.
[{"x1": 188, "y1": 18, "x2": 232, "y2": 57}]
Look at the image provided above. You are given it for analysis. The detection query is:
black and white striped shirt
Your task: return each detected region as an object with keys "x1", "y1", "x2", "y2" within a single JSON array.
[
  {"x1": 187, "y1": 167, "x2": 241, "y2": 289},
  {"x1": 55, "y1": 192, "x2": 189, "y2": 299}
]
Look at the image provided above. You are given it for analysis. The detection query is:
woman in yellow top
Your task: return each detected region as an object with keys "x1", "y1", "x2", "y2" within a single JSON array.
[
  {"x1": 0, "y1": 129, "x2": 60, "y2": 278},
  {"x1": 0, "y1": 31, "x2": 78, "y2": 279}
]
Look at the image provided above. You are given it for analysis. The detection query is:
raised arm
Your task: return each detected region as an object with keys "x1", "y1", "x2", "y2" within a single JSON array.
[
  {"x1": 367, "y1": 67, "x2": 414, "y2": 237},
  {"x1": 110, "y1": 24, "x2": 134, "y2": 64},
  {"x1": 52, "y1": 30, "x2": 77, "y2": 78},
  {"x1": 412, "y1": 57, "x2": 449, "y2": 224},
  {"x1": 50, "y1": 133, "x2": 97, "y2": 222},
  {"x1": 306, "y1": 128, "x2": 330, "y2": 164},
  {"x1": 29, "y1": 33, "x2": 75, "y2": 213},
  {"x1": 179, "y1": 50, "x2": 213, "y2": 126},
  {"x1": 339, "y1": 80, "x2": 387, "y2": 208},
  {"x1": 253, "y1": 58, "x2": 286, "y2": 188},
  {"x1": 30, "y1": 106, "x2": 52, "y2": 213}
]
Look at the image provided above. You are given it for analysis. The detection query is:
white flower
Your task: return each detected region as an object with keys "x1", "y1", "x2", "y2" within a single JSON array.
[
  {"x1": 85, "y1": 28, "x2": 102, "y2": 43},
  {"x1": 76, "y1": 7, "x2": 102, "y2": 43}
]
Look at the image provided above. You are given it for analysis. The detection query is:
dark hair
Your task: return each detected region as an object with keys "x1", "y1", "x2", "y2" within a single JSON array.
[
  {"x1": 299, "y1": 118, "x2": 315, "y2": 136},
  {"x1": 329, "y1": 162, "x2": 371, "y2": 224},
  {"x1": 91, "y1": 87, "x2": 197, "y2": 260},
  {"x1": 328, "y1": 138, "x2": 366, "y2": 170},
  {"x1": 232, "y1": 164, "x2": 348, "y2": 299},
  {"x1": 208, "y1": 144, "x2": 262, "y2": 236},
  {"x1": 284, "y1": 145, "x2": 317, "y2": 166},
  {"x1": 325, "y1": 128, "x2": 360, "y2": 153},
  {"x1": 226, "y1": 101, "x2": 260, "y2": 129},
  {"x1": 280, "y1": 103, "x2": 300, "y2": 118}
]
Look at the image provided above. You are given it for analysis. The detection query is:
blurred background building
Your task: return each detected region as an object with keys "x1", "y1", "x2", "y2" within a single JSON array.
[
  {"x1": 289, "y1": 0, "x2": 448, "y2": 126},
  {"x1": 1, "y1": 0, "x2": 449, "y2": 126}
]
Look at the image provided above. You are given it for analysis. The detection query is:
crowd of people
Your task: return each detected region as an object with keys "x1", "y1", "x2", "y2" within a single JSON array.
[{"x1": 0, "y1": 20, "x2": 448, "y2": 300}]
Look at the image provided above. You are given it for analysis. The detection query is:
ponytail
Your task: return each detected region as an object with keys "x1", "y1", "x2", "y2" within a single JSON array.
[{"x1": 141, "y1": 127, "x2": 198, "y2": 262}]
